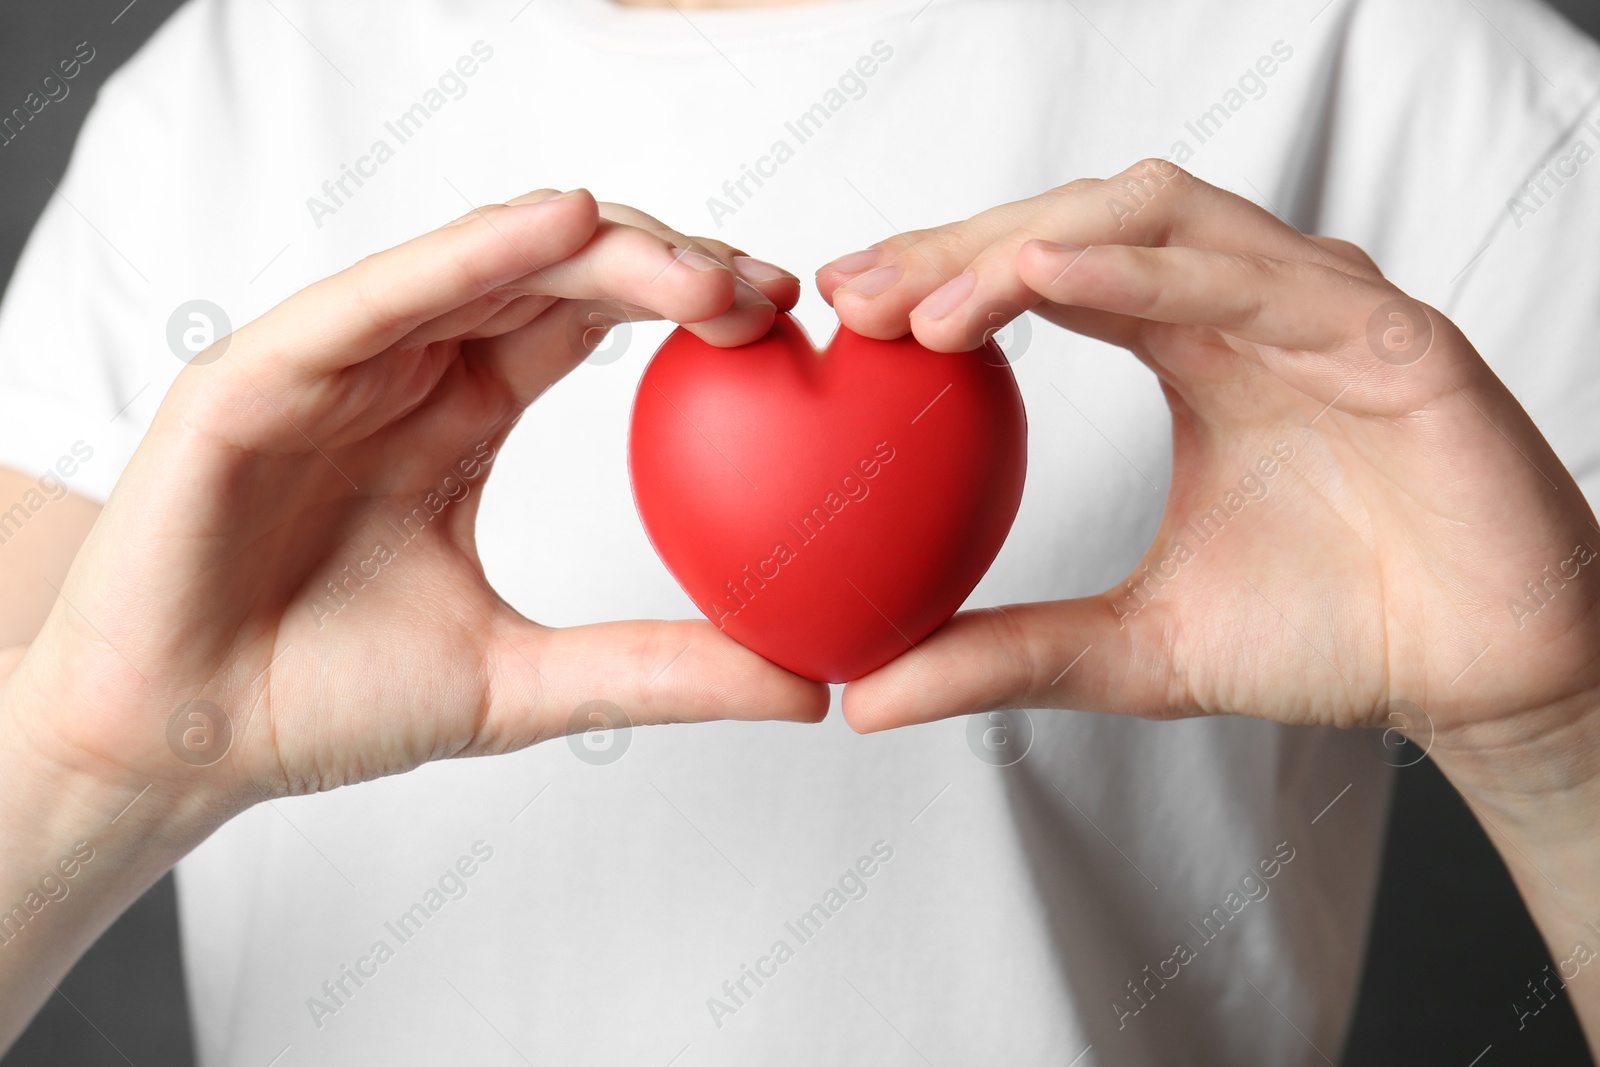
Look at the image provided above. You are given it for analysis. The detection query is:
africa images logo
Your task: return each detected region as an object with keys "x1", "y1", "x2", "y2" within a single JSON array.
[{"x1": 705, "y1": 442, "x2": 895, "y2": 630}]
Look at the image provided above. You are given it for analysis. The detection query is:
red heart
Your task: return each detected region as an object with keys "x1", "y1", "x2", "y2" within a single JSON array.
[{"x1": 628, "y1": 313, "x2": 1028, "y2": 683}]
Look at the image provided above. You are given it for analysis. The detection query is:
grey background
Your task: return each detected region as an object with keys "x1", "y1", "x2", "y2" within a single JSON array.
[{"x1": 0, "y1": 1, "x2": 1595, "y2": 1064}]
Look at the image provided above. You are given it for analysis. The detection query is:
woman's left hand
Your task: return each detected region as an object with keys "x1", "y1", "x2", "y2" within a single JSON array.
[{"x1": 819, "y1": 161, "x2": 1600, "y2": 775}]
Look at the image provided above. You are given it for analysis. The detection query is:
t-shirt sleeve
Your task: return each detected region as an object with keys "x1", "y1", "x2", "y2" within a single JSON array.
[
  {"x1": 1316, "y1": 0, "x2": 1600, "y2": 509},
  {"x1": 1444, "y1": 92, "x2": 1600, "y2": 507},
  {"x1": 0, "y1": 80, "x2": 178, "y2": 503}
]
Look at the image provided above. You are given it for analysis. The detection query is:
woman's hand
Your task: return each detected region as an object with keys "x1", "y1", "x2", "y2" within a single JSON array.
[
  {"x1": 823, "y1": 160, "x2": 1600, "y2": 748},
  {"x1": 821, "y1": 161, "x2": 1600, "y2": 1050},
  {"x1": 6, "y1": 188, "x2": 828, "y2": 816}
]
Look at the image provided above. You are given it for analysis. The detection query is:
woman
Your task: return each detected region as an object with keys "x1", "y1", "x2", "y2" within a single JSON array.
[{"x1": 0, "y1": 0, "x2": 1596, "y2": 1062}]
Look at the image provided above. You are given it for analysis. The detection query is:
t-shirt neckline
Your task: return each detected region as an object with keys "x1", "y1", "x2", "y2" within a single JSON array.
[{"x1": 543, "y1": 0, "x2": 940, "y2": 52}]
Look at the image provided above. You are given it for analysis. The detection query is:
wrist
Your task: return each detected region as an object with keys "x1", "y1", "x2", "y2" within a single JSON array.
[
  {"x1": 0, "y1": 650, "x2": 234, "y2": 1046},
  {"x1": 1427, "y1": 688, "x2": 1600, "y2": 938},
  {"x1": 1427, "y1": 687, "x2": 1600, "y2": 835},
  {"x1": 0, "y1": 647, "x2": 238, "y2": 864},
  {"x1": 1430, "y1": 691, "x2": 1600, "y2": 1056}
]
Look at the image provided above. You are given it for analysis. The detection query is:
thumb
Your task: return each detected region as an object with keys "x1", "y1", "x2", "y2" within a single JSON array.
[
  {"x1": 486, "y1": 618, "x2": 830, "y2": 748},
  {"x1": 840, "y1": 597, "x2": 1176, "y2": 732}
]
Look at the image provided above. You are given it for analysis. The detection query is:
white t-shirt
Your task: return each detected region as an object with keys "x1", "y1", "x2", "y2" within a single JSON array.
[{"x1": 4, "y1": 0, "x2": 1600, "y2": 1063}]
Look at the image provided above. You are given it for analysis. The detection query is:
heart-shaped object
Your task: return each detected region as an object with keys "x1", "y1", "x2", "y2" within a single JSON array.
[{"x1": 628, "y1": 313, "x2": 1027, "y2": 683}]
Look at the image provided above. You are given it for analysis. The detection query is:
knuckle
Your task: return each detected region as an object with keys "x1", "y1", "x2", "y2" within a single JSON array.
[
  {"x1": 689, "y1": 238, "x2": 737, "y2": 265},
  {"x1": 1226, "y1": 248, "x2": 1275, "y2": 278},
  {"x1": 1081, "y1": 161, "x2": 1190, "y2": 238},
  {"x1": 968, "y1": 605, "x2": 1068, "y2": 711},
  {"x1": 884, "y1": 230, "x2": 964, "y2": 274},
  {"x1": 348, "y1": 268, "x2": 408, "y2": 333},
  {"x1": 984, "y1": 607, "x2": 1044, "y2": 699},
  {"x1": 1127, "y1": 274, "x2": 1173, "y2": 319},
  {"x1": 453, "y1": 201, "x2": 513, "y2": 229},
  {"x1": 876, "y1": 231, "x2": 923, "y2": 258},
  {"x1": 1107, "y1": 159, "x2": 1193, "y2": 218},
  {"x1": 916, "y1": 229, "x2": 968, "y2": 262},
  {"x1": 611, "y1": 226, "x2": 680, "y2": 274},
  {"x1": 1122, "y1": 156, "x2": 1190, "y2": 186},
  {"x1": 1056, "y1": 177, "x2": 1101, "y2": 196},
  {"x1": 1313, "y1": 235, "x2": 1384, "y2": 277},
  {"x1": 446, "y1": 239, "x2": 511, "y2": 303},
  {"x1": 1214, "y1": 251, "x2": 1271, "y2": 326}
]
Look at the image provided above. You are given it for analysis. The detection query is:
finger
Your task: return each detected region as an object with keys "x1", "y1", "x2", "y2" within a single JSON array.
[
  {"x1": 407, "y1": 223, "x2": 782, "y2": 355},
  {"x1": 815, "y1": 188, "x2": 1074, "y2": 307},
  {"x1": 903, "y1": 234, "x2": 1371, "y2": 354},
  {"x1": 508, "y1": 222, "x2": 784, "y2": 347},
  {"x1": 597, "y1": 201, "x2": 801, "y2": 313},
  {"x1": 463, "y1": 292, "x2": 776, "y2": 418},
  {"x1": 400, "y1": 289, "x2": 552, "y2": 352},
  {"x1": 679, "y1": 284, "x2": 781, "y2": 347},
  {"x1": 826, "y1": 162, "x2": 1338, "y2": 342},
  {"x1": 466, "y1": 257, "x2": 768, "y2": 404},
  {"x1": 823, "y1": 200, "x2": 1040, "y2": 340},
  {"x1": 1305, "y1": 235, "x2": 1385, "y2": 279},
  {"x1": 1026, "y1": 242, "x2": 1372, "y2": 347},
  {"x1": 317, "y1": 205, "x2": 784, "y2": 359},
  {"x1": 1029, "y1": 304, "x2": 1144, "y2": 350},
  {"x1": 241, "y1": 189, "x2": 600, "y2": 378},
  {"x1": 730, "y1": 256, "x2": 801, "y2": 312},
  {"x1": 915, "y1": 236, "x2": 1350, "y2": 355},
  {"x1": 469, "y1": 300, "x2": 638, "y2": 405},
  {"x1": 671, "y1": 243, "x2": 799, "y2": 347},
  {"x1": 1019, "y1": 239, "x2": 1382, "y2": 349},
  {"x1": 501, "y1": 222, "x2": 731, "y2": 320},
  {"x1": 840, "y1": 598, "x2": 1175, "y2": 732},
  {"x1": 476, "y1": 617, "x2": 831, "y2": 750},
  {"x1": 461, "y1": 293, "x2": 559, "y2": 340},
  {"x1": 443, "y1": 187, "x2": 562, "y2": 225},
  {"x1": 385, "y1": 193, "x2": 605, "y2": 348},
  {"x1": 1019, "y1": 241, "x2": 1474, "y2": 417}
]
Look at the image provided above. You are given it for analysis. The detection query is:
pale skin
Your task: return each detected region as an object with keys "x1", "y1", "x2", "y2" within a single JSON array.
[
  {"x1": 0, "y1": 190, "x2": 829, "y2": 1040},
  {"x1": 822, "y1": 162, "x2": 1600, "y2": 1049},
  {"x1": 0, "y1": 30, "x2": 1595, "y2": 1067}
]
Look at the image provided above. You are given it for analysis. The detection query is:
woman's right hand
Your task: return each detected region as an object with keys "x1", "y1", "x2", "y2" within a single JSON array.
[{"x1": 3, "y1": 187, "x2": 827, "y2": 826}]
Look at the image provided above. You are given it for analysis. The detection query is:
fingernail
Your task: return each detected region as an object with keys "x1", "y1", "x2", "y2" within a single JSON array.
[
  {"x1": 837, "y1": 264, "x2": 902, "y2": 298},
  {"x1": 1030, "y1": 239, "x2": 1085, "y2": 255},
  {"x1": 733, "y1": 256, "x2": 794, "y2": 284},
  {"x1": 819, "y1": 249, "x2": 882, "y2": 276},
  {"x1": 674, "y1": 249, "x2": 729, "y2": 273},
  {"x1": 913, "y1": 270, "x2": 977, "y2": 321},
  {"x1": 732, "y1": 278, "x2": 772, "y2": 309}
]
